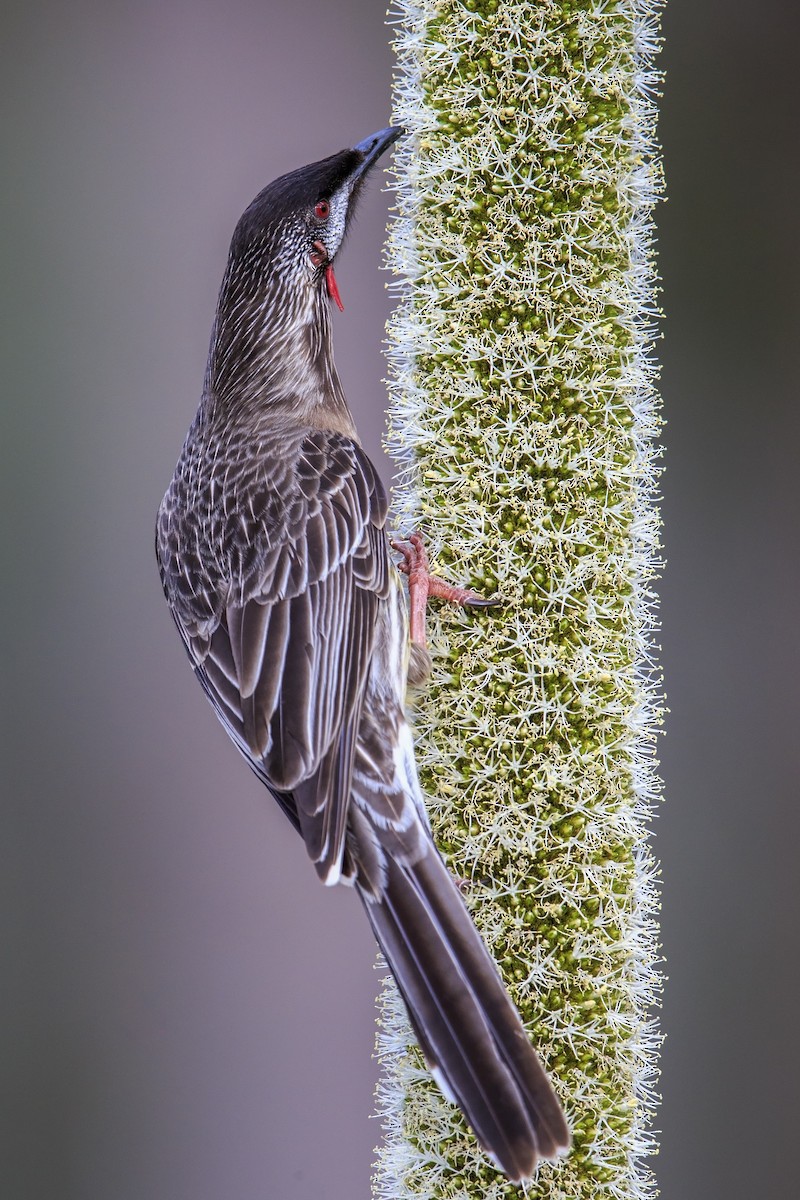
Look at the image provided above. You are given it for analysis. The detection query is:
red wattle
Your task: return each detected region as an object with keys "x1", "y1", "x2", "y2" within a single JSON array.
[{"x1": 325, "y1": 263, "x2": 344, "y2": 312}]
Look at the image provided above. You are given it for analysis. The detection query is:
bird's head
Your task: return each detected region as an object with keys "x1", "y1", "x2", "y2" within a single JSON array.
[{"x1": 227, "y1": 126, "x2": 403, "y2": 316}]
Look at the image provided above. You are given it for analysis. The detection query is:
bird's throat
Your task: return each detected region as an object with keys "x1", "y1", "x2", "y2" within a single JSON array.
[{"x1": 207, "y1": 297, "x2": 355, "y2": 440}]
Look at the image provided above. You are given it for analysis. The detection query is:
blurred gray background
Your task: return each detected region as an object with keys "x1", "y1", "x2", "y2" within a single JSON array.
[{"x1": 1, "y1": 2, "x2": 797, "y2": 1198}]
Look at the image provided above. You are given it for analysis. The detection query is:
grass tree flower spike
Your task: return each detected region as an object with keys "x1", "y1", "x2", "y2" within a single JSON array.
[{"x1": 375, "y1": 1, "x2": 664, "y2": 1197}]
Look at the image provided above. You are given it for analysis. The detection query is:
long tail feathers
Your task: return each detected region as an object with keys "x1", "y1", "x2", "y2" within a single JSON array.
[{"x1": 360, "y1": 848, "x2": 570, "y2": 1180}]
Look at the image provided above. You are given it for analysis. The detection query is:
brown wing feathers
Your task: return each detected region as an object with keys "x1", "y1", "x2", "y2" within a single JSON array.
[{"x1": 176, "y1": 432, "x2": 387, "y2": 884}]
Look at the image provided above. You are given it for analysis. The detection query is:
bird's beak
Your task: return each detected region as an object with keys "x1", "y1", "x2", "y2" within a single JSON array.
[
  {"x1": 322, "y1": 126, "x2": 403, "y2": 313},
  {"x1": 348, "y1": 126, "x2": 404, "y2": 189}
]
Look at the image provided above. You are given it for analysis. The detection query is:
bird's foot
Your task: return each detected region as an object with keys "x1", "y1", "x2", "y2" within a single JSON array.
[{"x1": 391, "y1": 533, "x2": 499, "y2": 649}]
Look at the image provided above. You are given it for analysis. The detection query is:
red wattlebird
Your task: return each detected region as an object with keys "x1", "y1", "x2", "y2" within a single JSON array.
[{"x1": 156, "y1": 127, "x2": 570, "y2": 1179}]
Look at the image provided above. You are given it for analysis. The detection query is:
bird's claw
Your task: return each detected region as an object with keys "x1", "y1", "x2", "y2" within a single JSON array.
[{"x1": 391, "y1": 533, "x2": 500, "y2": 647}]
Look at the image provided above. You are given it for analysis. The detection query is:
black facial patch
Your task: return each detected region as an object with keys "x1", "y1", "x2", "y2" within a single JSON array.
[{"x1": 232, "y1": 149, "x2": 363, "y2": 251}]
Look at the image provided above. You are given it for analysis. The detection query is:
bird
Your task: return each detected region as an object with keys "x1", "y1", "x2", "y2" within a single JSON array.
[{"x1": 156, "y1": 126, "x2": 570, "y2": 1180}]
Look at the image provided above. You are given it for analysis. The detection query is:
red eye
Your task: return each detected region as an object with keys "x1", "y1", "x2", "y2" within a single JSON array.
[{"x1": 314, "y1": 199, "x2": 330, "y2": 220}]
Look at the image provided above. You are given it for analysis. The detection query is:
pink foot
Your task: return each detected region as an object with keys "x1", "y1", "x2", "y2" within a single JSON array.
[{"x1": 391, "y1": 533, "x2": 498, "y2": 648}]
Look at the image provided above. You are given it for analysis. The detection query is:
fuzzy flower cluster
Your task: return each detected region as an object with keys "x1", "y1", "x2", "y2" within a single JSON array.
[{"x1": 374, "y1": 2, "x2": 663, "y2": 1199}]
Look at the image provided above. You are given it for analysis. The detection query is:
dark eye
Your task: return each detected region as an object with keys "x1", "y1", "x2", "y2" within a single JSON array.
[{"x1": 314, "y1": 199, "x2": 330, "y2": 220}]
